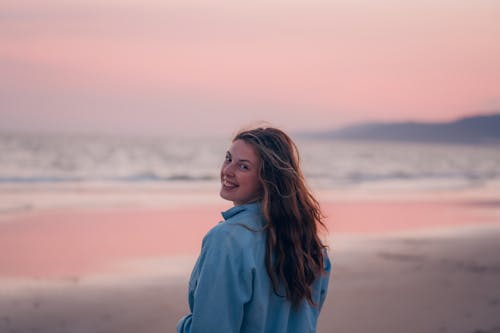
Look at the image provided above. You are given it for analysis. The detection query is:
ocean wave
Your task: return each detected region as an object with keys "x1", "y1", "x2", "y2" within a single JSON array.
[
  {"x1": 0, "y1": 173, "x2": 218, "y2": 184},
  {"x1": 112, "y1": 172, "x2": 217, "y2": 182},
  {"x1": 0, "y1": 176, "x2": 84, "y2": 183},
  {"x1": 0, "y1": 170, "x2": 497, "y2": 187},
  {"x1": 342, "y1": 171, "x2": 498, "y2": 184},
  {"x1": 1, "y1": 134, "x2": 499, "y2": 191}
]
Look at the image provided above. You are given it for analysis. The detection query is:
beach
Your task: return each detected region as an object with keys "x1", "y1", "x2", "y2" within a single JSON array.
[
  {"x1": 1, "y1": 185, "x2": 500, "y2": 333},
  {"x1": 3, "y1": 0, "x2": 500, "y2": 330}
]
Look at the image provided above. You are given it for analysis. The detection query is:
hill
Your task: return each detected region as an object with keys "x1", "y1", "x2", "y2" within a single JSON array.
[{"x1": 307, "y1": 113, "x2": 500, "y2": 144}]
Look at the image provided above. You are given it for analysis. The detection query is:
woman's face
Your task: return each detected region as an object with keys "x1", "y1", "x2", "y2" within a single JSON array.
[{"x1": 220, "y1": 139, "x2": 262, "y2": 206}]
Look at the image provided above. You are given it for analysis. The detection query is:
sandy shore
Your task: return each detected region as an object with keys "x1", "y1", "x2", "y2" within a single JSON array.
[
  {"x1": 1, "y1": 225, "x2": 500, "y2": 333},
  {"x1": 1, "y1": 198, "x2": 500, "y2": 333},
  {"x1": 319, "y1": 226, "x2": 500, "y2": 333}
]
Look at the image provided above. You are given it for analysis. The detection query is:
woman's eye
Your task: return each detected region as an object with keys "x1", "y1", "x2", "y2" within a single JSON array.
[
  {"x1": 225, "y1": 155, "x2": 231, "y2": 163},
  {"x1": 239, "y1": 164, "x2": 249, "y2": 170}
]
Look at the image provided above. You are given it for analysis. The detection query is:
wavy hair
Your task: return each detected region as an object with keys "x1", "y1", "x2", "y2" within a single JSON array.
[{"x1": 234, "y1": 127, "x2": 327, "y2": 307}]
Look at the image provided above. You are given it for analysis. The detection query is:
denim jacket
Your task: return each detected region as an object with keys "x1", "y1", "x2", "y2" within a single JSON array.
[{"x1": 177, "y1": 202, "x2": 331, "y2": 333}]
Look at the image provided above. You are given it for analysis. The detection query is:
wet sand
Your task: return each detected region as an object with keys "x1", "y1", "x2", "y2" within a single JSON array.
[
  {"x1": 1, "y1": 199, "x2": 497, "y2": 278},
  {"x1": 1, "y1": 199, "x2": 500, "y2": 332}
]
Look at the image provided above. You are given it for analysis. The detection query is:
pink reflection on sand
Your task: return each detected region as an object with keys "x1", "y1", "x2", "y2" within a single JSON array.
[
  {"x1": 322, "y1": 201, "x2": 495, "y2": 234},
  {"x1": 0, "y1": 200, "x2": 498, "y2": 278},
  {"x1": 0, "y1": 205, "x2": 225, "y2": 278}
]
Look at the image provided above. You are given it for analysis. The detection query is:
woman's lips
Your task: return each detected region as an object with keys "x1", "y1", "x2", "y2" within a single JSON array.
[{"x1": 222, "y1": 178, "x2": 238, "y2": 189}]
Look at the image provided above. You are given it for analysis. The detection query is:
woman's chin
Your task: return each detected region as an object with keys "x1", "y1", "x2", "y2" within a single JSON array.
[{"x1": 219, "y1": 189, "x2": 234, "y2": 202}]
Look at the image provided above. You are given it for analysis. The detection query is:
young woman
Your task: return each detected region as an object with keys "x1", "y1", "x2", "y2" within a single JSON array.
[{"x1": 177, "y1": 127, "x2": 331, "y2": 333}]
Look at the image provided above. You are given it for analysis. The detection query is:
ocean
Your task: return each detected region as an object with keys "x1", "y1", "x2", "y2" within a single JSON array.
[{"x1": 1, "y1": 132, "x2": 499, "y2": 194}]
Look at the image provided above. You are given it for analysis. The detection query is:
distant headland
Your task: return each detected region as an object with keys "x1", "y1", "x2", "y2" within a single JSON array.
[{"x1": 302, "y1": 113, "x2": 500, "y2": 144}]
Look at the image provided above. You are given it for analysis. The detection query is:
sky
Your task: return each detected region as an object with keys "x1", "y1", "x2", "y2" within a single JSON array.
[{"x1": 1, "y1": 0, "x2": 499, "y2": 137}]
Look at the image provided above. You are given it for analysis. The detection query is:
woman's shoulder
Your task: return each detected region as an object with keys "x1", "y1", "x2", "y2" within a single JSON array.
[
  {"x1": 198, "y1": 223, "x2": 251, "y2": 265},
  {"x1": 202, "y1": 204, "x2": 265, "y2": 252},
  {"x1": 204, "y1": 216, "x2": 262, "y2": 246}
]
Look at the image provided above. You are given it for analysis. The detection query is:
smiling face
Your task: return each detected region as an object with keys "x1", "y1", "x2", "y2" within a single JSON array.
[{"x1": 220, "y1": 139, "x2": 262, "y2": 206}]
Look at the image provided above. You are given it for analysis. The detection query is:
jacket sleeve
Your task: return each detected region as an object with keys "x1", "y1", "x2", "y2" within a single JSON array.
[{"x1": 177, "y1": 227, "x2": 253, "y2": 333}]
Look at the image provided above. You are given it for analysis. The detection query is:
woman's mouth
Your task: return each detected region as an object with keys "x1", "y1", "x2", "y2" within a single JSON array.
[{"x1": 222, "y1": 178, "x2": 238, "y2": 189}]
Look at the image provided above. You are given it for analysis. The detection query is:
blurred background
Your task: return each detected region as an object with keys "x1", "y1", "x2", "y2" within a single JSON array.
[
  {"x1": 2, "y1": 0, "x2": 499, "y2": 209},
  {"x1": 1, "y1": 1, "x2": 500, "y2": 332}
]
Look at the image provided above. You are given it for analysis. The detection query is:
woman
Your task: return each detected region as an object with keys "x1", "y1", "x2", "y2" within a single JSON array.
[{"x1": 177, "y1": 127, "x2": 331, "y2": 333}]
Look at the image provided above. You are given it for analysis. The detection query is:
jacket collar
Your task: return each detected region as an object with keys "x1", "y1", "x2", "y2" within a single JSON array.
[{"x1": 221, "y1": 201, "x2": 261, "y2": 221}]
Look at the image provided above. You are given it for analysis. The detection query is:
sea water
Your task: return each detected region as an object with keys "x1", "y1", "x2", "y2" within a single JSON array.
[{"x1": 1, "y1": 132, "x2": 499, "y2": 198}]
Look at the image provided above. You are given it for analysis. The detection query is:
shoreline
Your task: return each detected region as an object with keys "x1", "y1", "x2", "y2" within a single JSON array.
[{"x1": 2, "y1": 180, "x2": 500, "y2": 216}]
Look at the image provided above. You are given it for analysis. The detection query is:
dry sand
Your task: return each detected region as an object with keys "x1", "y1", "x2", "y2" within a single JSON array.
[
  {"x1": 319, "y1": 226, "x2": 500, "y2": 333},
  {"x1": 1, "y1": 199, "x2": 500, "y2": 333}
]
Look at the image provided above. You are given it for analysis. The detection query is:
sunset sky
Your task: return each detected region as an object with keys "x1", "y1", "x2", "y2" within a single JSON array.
[{"x1": 1, "y1": 0, "x2": 499, "y2": 137}]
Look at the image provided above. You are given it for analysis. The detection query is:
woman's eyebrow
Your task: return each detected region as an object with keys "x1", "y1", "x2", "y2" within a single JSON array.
[
  {"x1": 227, "y1": 151, "x2": 254, "y2": 165},
  {"x1": 237, "y1": 158, "x2": 254, "y2": 165}
]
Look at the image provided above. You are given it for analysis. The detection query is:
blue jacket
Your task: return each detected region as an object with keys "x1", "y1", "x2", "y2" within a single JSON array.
[{"x1": 177, "y1": 202, "x2": 331, "y2": 333}]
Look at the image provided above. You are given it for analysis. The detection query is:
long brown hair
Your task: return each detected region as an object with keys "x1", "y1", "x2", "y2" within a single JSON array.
[{"x1": 234, "y1": 127, "x2": 327, "y2": 307}]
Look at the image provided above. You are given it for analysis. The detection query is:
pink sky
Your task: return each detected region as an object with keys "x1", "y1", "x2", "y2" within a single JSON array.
[{"x1": 1, "y1": 0, "x2": 499, "y2": 137}]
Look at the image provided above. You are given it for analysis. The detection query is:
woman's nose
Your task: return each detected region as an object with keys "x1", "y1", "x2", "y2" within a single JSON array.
[{"x1": 222, "y1": 162, "x2": 236, "y2": 176}]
